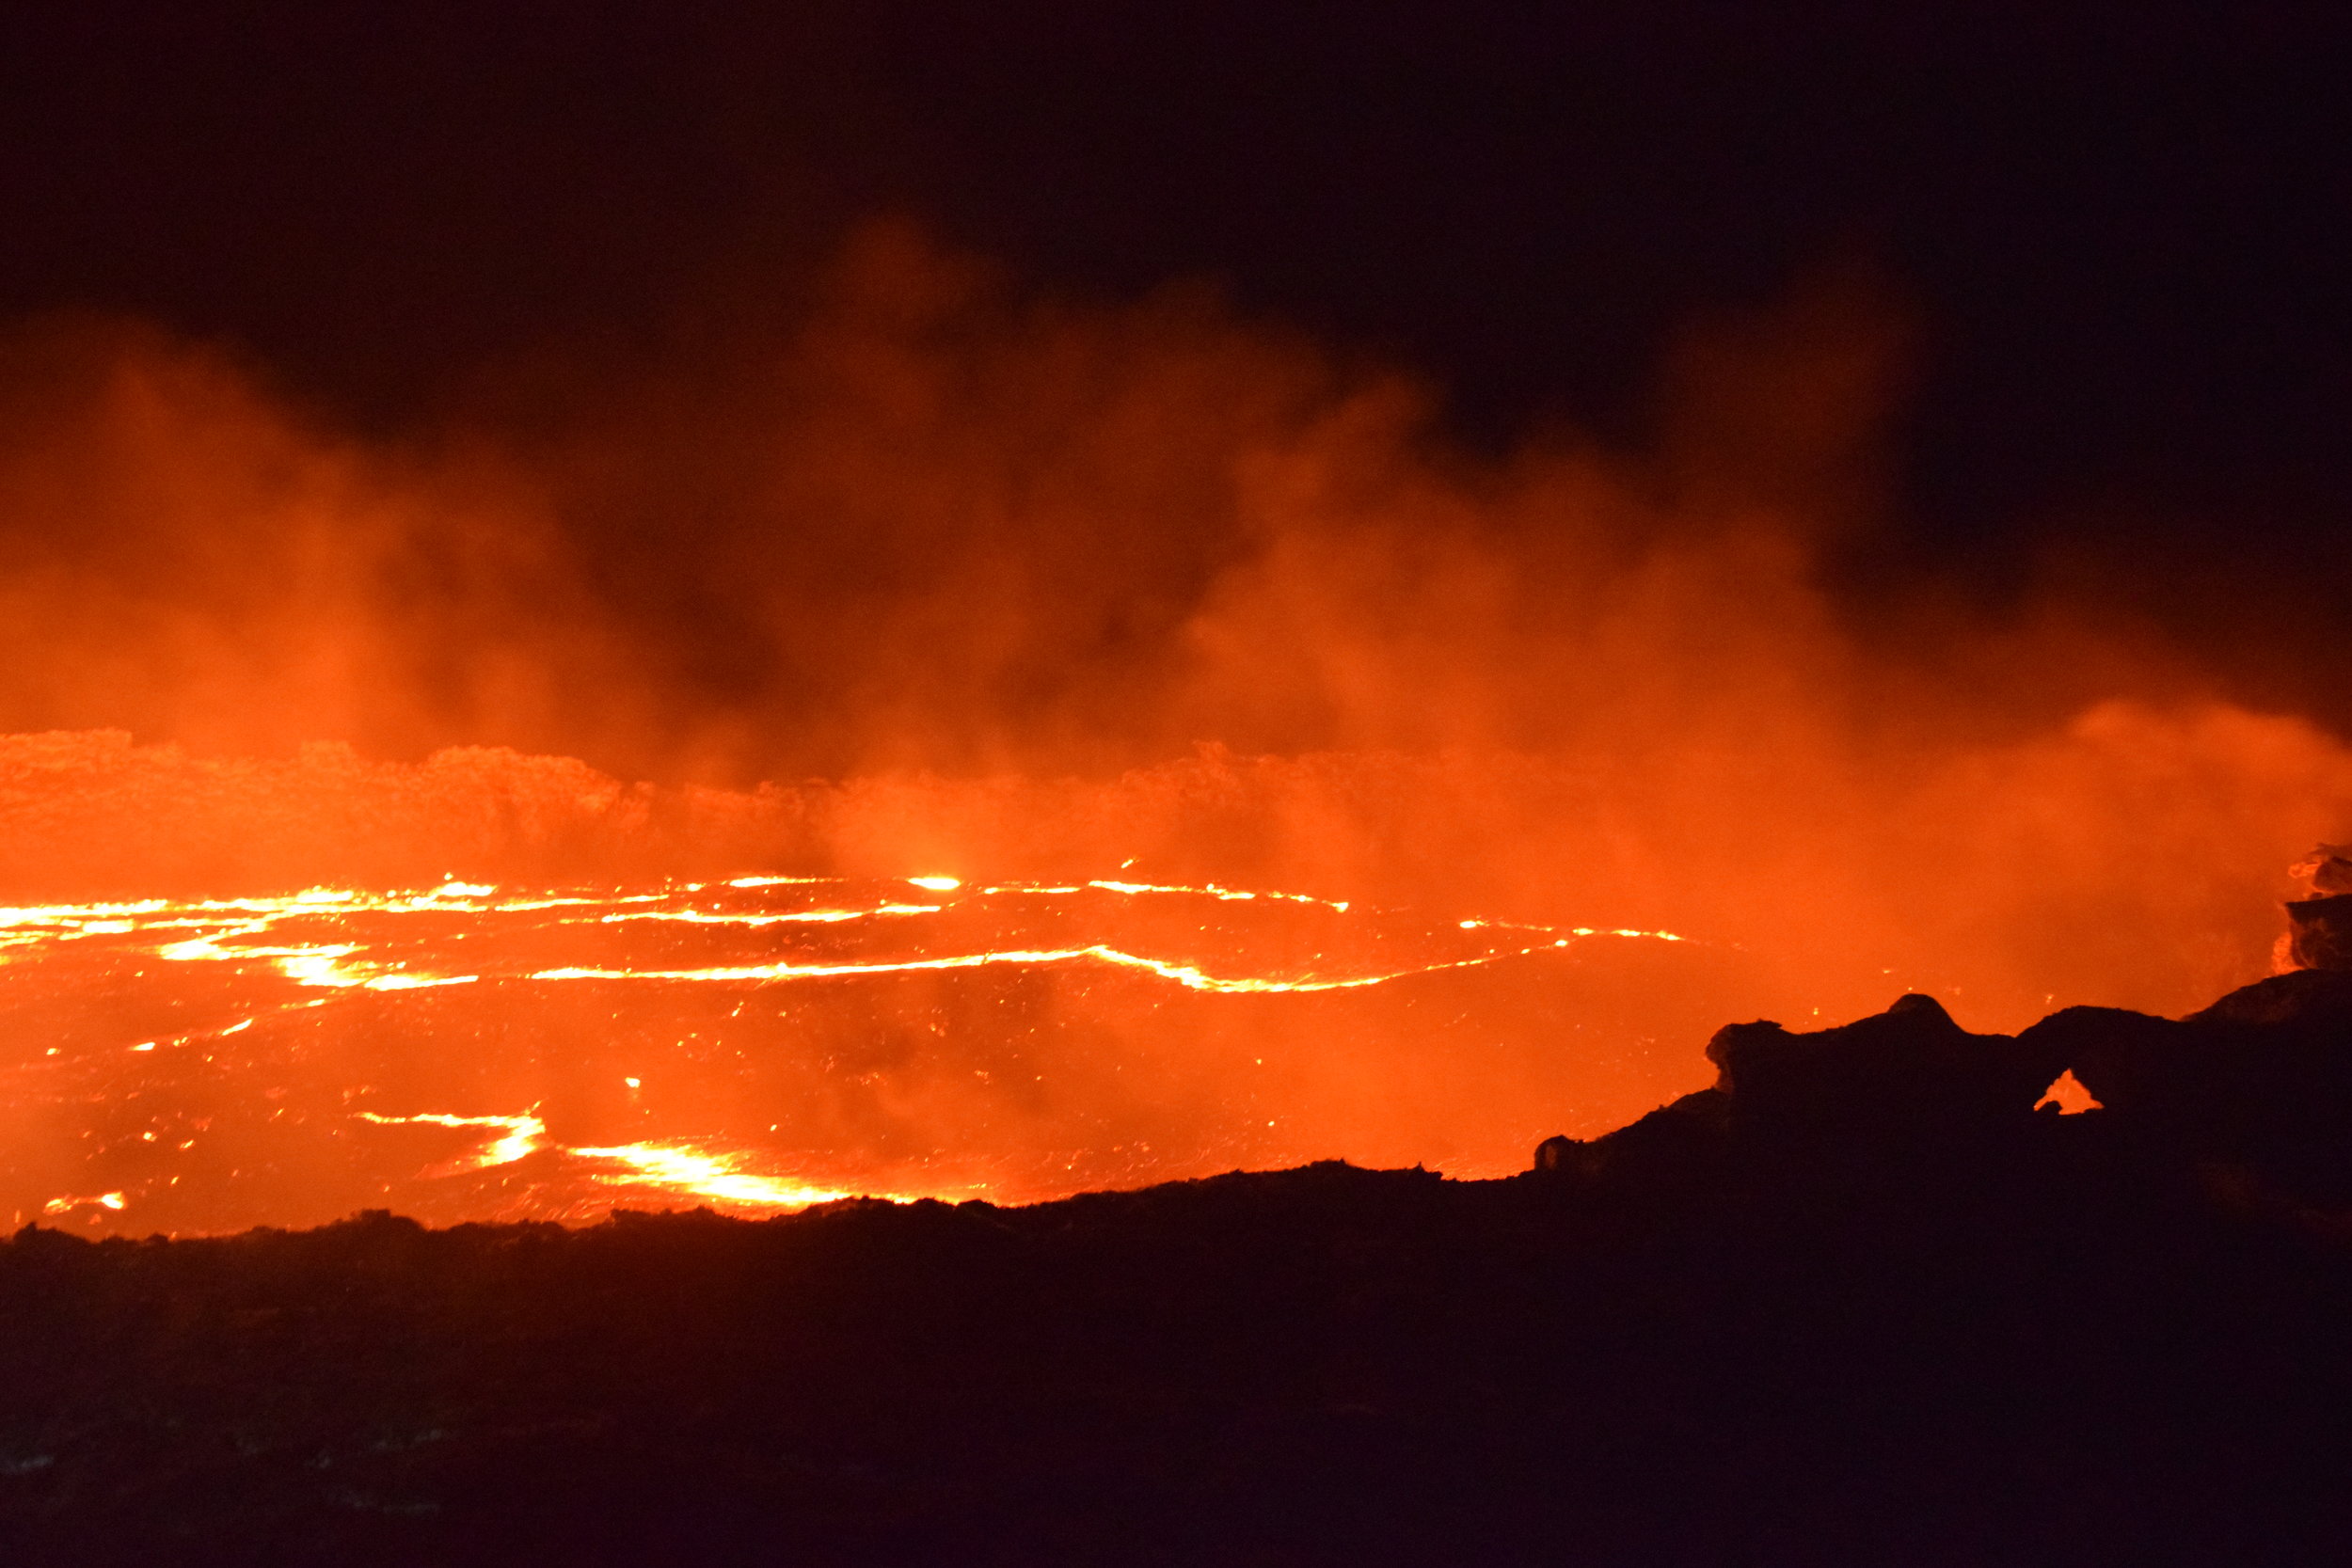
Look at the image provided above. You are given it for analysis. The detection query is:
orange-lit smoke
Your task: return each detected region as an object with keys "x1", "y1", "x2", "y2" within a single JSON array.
[{"x1": 0, "y1": 220, "x2": 2346, "y2": 1046}]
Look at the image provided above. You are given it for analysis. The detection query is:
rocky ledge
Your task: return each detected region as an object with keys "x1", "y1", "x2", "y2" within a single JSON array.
[
  {"x1": 1540, "y1": 965, "x2": 2352, "y2": 1207},
  {"x1": 10, "y1": 965, "x2": 2352, "y2": 1564}
]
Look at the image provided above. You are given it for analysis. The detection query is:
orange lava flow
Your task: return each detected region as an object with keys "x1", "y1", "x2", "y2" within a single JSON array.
[
  {"x1": 0, "y1": 879, "x2": 1750, "y2": 1231},
  {"x1": 0, "y1": 871, "x2": 1719, "y2": 1234},
  {"x1": 0, "y1": 874, "x2": 1677, "y2": 996},
  {"x1": 527, "y1": 929, "x2": 1663, "y2": 994},
  {"x1": 353, "y1": 1109, "x2": 859, "y2": 1208}
]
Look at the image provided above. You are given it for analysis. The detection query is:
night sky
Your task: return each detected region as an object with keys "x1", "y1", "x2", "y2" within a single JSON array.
[{"x1": 2, "y1": 2, "x2": 2348, "y2": 751}]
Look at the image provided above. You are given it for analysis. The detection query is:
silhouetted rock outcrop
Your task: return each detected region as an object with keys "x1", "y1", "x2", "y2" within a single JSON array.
[
  {"x1": 2021, "y1": 967, "x2": 2352, "y2": 1201},
  {"x1": 1533, "y1": 867, "x2": 2352, "y2": 1199},
  {"x1": 2190, "y1": 965, "x2": 2352, "y2": 1026},
  {"x1": 1538, "y1": 848, "x2": 2352, "y2": 1195},
  {"x1": 1705, "y1": 991, "x2": 2064, "y2": 1136},
  {"x1": 2281, "y1": 844, "x2": 2352, "y2": 971},
  {"x1": 2287, "y1": 893, "x2": 2352, "y2": 971},
  {"x1": 1535, "y1": 1086, "x2": 1730, "y2": 1183},
  {"x1": 1536, "y1": 991, "x2": 2069, "y2": 1177}
]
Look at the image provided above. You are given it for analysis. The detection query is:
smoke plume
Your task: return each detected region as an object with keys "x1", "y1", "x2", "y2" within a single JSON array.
[{"x1": 1, "y1": 220, "x2": 2345, "y2": 1033}]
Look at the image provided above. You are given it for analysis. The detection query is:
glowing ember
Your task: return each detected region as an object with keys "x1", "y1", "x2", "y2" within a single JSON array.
[
  {"x1": 41, "y1": 1191, "x2": 125, "y2": 1215},
  {"x1": 356, "y1": 1110, "x2": 547, "y2": 1169},
  {"x1": 570, "y1": 1142, "x2": 856, "y2": 1209},
  {"x1": 347, "y1": 1109, "x2": 852, "y2": 1207}
]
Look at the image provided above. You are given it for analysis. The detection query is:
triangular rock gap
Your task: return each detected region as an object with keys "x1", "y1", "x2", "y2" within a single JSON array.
[{"x1": 2036, "y1": 1069, "x2": 2102, "y2": 1115}]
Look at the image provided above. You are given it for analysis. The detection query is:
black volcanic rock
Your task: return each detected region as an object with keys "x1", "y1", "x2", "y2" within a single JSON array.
[
  {"x1": 1535, "y1": 970, "x2": 2352, "y2": 1194},
  {"x1": 2297, "y1": 846, "x2": 2352, "y2": 895},
  {"x1": 2015, "y1": 1004, "x2": 2185, "y2": 1121},
  {"x1": 2286, "y1": 892, "x2": 2352, "y2": 971},
  {"x1": 2025, "y1": 969, "x2": 2352, "y2": 1125},
  {"x1": 2022, "y1": 968, "x2": 2352, "y2": 1202},
  {"x1": 1702, "y1": 992, "x2": 2067, "y2": 1137},
  {"x1": 2282, "y1": 845, "x2": 2352, "y2": 970},
  {"x1": 10, "y1": 1100, "x2": 2352, "y2": 1566},
  {"x1": 1534, "y1": 993, "x2": 2069, "y2": 1180},
  {"x1": 1535, "y1": 1086, "x2": 1731, "y2": 1184},
  {"x1": 2188, "y1": 965, "x2": 2352, "y2": 1027}
]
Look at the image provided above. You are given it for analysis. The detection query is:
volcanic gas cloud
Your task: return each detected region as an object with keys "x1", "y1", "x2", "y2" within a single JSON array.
[{"x1": 1, "y1": 224, "x2": 2346, "y2": 1233}]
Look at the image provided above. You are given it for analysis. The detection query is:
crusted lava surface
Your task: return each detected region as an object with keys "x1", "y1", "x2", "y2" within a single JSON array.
[{"x1": 8, "y1": 979, "x2": 2352, "y2": 1565}]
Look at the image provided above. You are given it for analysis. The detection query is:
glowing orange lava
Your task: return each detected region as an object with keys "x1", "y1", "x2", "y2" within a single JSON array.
[{"x1": 0, "y1": 872, "x2": 1725, "y2": 1234}]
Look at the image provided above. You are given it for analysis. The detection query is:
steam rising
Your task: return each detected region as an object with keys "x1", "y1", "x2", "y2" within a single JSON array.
[{"x1": 3, "y1": 221, "x2": 2347, "y2": 1037}]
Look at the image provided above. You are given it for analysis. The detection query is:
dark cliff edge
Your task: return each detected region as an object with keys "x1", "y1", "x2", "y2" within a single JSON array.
[{"x1": 12, "y1": 974, "x2": 2352, "y2": 1565}]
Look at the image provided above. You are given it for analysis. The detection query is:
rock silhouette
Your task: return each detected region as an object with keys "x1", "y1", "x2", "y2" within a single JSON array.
[
  {"x1": 2281, "y1": 844, "x2": 2352, "y2": 970},
  {"x1": 1705, "y1": 991, "x2": 2066, "y2": 1134},
  {"x1": 2287, "y1": 893, "x2": 2352, "y2": 971},
  {"x1": 1538, "y1": 990, "x2": 2069, "y2": 1182},
  {"x1": 2023, "y1": 967, "x2": 2352, "y2": 1204},
  {"x1": 9, "y1": 966, "x2": 2352, "y2": 1564}
]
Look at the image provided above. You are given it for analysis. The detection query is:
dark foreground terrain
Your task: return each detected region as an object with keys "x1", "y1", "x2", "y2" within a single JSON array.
[{"x1": 11, "y1": 965, "x2": 2352, "y2": 1564}]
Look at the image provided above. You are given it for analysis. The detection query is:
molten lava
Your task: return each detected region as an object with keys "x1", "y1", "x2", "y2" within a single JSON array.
[{"x1": 0, "y1": 872, "x2": 1709, "y2": 1233}]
